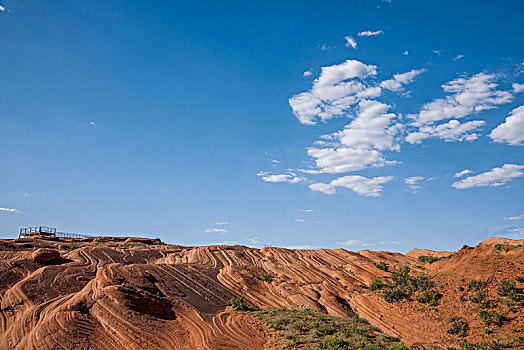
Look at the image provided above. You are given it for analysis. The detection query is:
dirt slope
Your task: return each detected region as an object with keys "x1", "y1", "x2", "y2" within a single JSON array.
[{"x1": 0, "y1": 236, "x2": 521, "y2": 349}]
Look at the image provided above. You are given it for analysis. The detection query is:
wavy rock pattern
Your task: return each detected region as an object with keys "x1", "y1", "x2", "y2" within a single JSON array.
[{"x1": 0, "y1": 237, "x2": 522, "y2": 348}]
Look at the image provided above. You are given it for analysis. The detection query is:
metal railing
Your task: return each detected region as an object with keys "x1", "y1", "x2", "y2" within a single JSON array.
[{"x1": 19, "y1": 227, "x2": 94, "y2": 239}]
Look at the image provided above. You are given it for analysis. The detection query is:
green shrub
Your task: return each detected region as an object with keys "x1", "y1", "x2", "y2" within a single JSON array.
[
  {"x1": 153, "y1": 238, "x2": 165, "y2": 245},
  {"x1": 226, "y1": 297, "x2": 257, "y2": 311},
  {"x1": 369, "y1": 278, "x2": 385, "y2": 291},
  {"x1": 470, "y1": 289, "x2": 487, "y2": 304},
  {"x1": 479, "y1": 310, "x2": 504, "y2": 326},
  {"x1": 390, "y1": 345, "x2": 409, "y2": 350},
  {"x1": 319, "y1": 337, "x2": 348, "y2": 349},
  {"x1": 383, "y1": 286, "x2": 408, "y2": 303},
  {"x1": 494, "y1": 243, "x2": 523, "y2": 251},
  {"x1": 375, "y1": 262, "x2": 389, "y2": 271},
  {"x1": 417, "y1": 289, "x2": 441, "y2": 306},
  {"x1": 497, "y1": 279, "x2": 522, "y2": 301},
  {"x1": 260, "y1": 272, "x2": 273, "y2": 283},
  {"x1": 418, "y1": 255, "x2": 452, "y2": 263},
  {"x1": 67, "y1": 241, "x2": 79, "y2": 251},
  {"x1": 468, "y1": 280, "x2": 485, "y2": 292},
  {"x1": 448, "y1": 317, "x2": 468, "y2": 337},
  {"x1": 316, "y1": 323, "x2": 335, "y2": 335}
]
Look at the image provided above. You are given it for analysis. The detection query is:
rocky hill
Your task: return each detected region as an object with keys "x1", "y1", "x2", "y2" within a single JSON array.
[{"x1": 0, "y1": 236, "x2": 522, "y2": 349}]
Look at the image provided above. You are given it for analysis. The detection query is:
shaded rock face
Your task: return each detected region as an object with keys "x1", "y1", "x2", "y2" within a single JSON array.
[
  {"x1": 31, "y1": 248, "x2": 60, "y2": 264},
  {"x1": 0, "y1": 237, "x2": 522, "y2": 349}
]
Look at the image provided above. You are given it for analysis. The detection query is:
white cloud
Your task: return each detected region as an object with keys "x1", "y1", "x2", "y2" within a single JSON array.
[
  {"x1": 409, "y1": 73, "x2": 514, "y2": 127},
  {"x1": 247, "y1": 237, "x2": 263, "y2": 245},
  {"x1": 404, "y1": 176, "x2": 429, "y2": 192},
  {"x1": 257, "y1": 171, "x2": 306, "y2": 183},
  {"x1": 380, "y1": 69, "x2": 426, "y2": 92},
  {"x1": 452, "y1": 164, "x2": 524, "y2": 189},
  {"x1": 303, "y1": 69, "x2": 313, "y2": 78},
  {"x1": 309, "y1": 183, "x2": 336, "y2": 195},
  {"x1": 358, "y1": 30, "x2": 384, "y2": 37},
  {"x1": 454, "y1": 54, "x2": 464, "y2": 61},
  {"x1": 433, "y1": 50, "x2": 441, "y2": 55},
  {"x1": 454, "y1": 169, "x2": 473, "y2": 178},
  {"x1": 336, "y1": 239, "x2": 363, "y2": 246},
  {"x1": 205, "y1": 228, "x2": 228, "y2": 234},
  {"x1": 513, "y1": 83, "x2": 524, "y2": 93},
  {"x1": 402, "y1": 50, "x2": 409, "y2": 56},
  {"x1": 296, "y1": 218, "x2": 304, "y2": 222},
  {"x1": 288, "y1": 60, "x2": 377, "y2": 125},
  {"x1": 89, "y1": 121, "x2": 96, "y2": 126},
  {"x1": 298, "y1": 209, "x2": 314, "y2": 212},
  {"x1": 331, "y1": 175, "x2": 393, "y2": 197},
  {"x1": 0, "y1": 5, "x2": 5, "y2": 12},
  {"x1": 0, "y1": 207, "x2": 21, "y2": 213},
  {"x1": 306, "y1": 147, "x2": 389, "y2": 173},
  {"x1": 287, "y1": 244, "x2": 317, "y2": 249},
  {"x1": 505, "y1": 214, "x2": 524, "y2": 220},
  {"x1": 215, "y1": 221, "x2": 228, "y2": 225},
  {"x1": 490, "y1": 105, "x2": 524, "y2": 146},
  {"x1": 345, "y1": 36, "x2": 358, "y2": 49},
  {"x1": 406, "y1": 119, "x2": 485, "y2": 144}
]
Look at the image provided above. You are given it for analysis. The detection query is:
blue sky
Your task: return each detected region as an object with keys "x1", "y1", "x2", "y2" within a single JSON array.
[{"x1": 1, "y1": 0, "x2": 523, "y2": 252}]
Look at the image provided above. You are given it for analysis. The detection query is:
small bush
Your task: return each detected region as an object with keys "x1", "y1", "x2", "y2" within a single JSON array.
[
  {"x1": 67, "y1": 241, "x2": 79, "y2": 251},
  {"x1": 383, "y1": 286, "x2": 408, "y2": 303},
  {"x1": 316, "y1": 323, "x2": 335, "y2": 335},
  {"x1": 494, "y1": 243, "x2": 523, "y2": 251},
  {"x1": 417, "y1": 289, "x2": 441, "y2": 306},
  {"x1": 319, "y1": 337, "x2": 348, "y2": 349},
  {"x1": 260, "y1": 273, "x2": 273, "y2": 283},
  {"x1": 497, "y1": 279, "x2": 521, "y2": 301},
  {"x1": 479, "y1": 310, "x2": 505, "y2": 327},
  {"x1": 447, "y1": 317, "x2": 468, "y2": 337},
  {"x1": 418, "y1": 255, "x2": 451, "y2": 263},
  {"x1": 470, "y1": 289, "x2": 487, "y2": 304},
  {"x1": 226, "y1": 297, "x2": 257, "y2": 311},
  {"x1": 153, "y1": 238, "x2": 165, "y2": 245},
  {"x1": 375, "y1": 262, "x2": 389, "y2": 271},
  {"x1": 369, "y1": 278, "x2": 385, "y2": 291},
  {"x1": 468, "y1": 280, "x2": 485, "y2": 292},
  {"x1": 516, "y1": 276, "x2": 524, "y2": 283},
  {"x1": 390, "y1": 345, "x2": 409, "y2": 350}
]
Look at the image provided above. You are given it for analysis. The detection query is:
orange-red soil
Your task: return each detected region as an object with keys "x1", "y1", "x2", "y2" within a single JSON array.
[{"x1": 0, "y1": 236, "x2": 522, "y2": 349}]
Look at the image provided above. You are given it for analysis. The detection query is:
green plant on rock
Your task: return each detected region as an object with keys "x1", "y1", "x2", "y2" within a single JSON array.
[
  {"x1": 226, "y1": 297, "x2": 258, "y2": 311},
  {"x1": 479, "y1": 310, "x2": 505, "y2": 327},
  {"x1": 368, "y1": 278, "x2": 386, "y2": 291},
  {"x1": 259, "y1": 272, "x2": 273, "y2": 283},
  {"x1": 319, "y1": 337, "x2": 348, "y2": 349},
  {"x1": 497, "y1": 279, "x2": 522, "y2": 301},
  {"x1": 448, "y1": 317, "x2": 468, "y2": 337},
  {"x1": 375, "y1": 262, "x2": 389, "y2": 271},
  {"x1": 417, "y1": 289, "x2": 441, "y2": 306}
]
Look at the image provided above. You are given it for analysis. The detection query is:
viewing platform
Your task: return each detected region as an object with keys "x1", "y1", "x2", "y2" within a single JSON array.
[{"x1": 19, "y1": 227, "x2": 92, "y2": 239}]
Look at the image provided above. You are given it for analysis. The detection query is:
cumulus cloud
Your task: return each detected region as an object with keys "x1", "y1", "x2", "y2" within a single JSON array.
[
  {"x1": 288, "y1": 60, "x2": 378, "y2": 125},
  {"x1": 409, "y1": 73, "x2": 513, "y2": 127},
  {"x1": 331, "y1": 175, "x2": 393, "y2": 197},
  {"x1": 305, "y1": 147, "x2": 389, "y2": 174},
  {"x1": 358, "y1": 30, "x2": 384, "y2": 37},
  {"x1": 513, "y1": 83, "x2": 524, "y2": 93},
  {"x1": 454, "y1": 169, "x2": 473, "y2": 178},
  {"x1": 406, "y1": 119, "x2": 486, "y2": 144},
  {"x1": 257, "y1": 171, "x2": 306, "y2": 183},
  {"x1": 505, "y1": 213, "x2": 524, "y2": 220},
  {"x1": 309, "y1": 182, "x2": 336, "y2": 195},
  {"x1": 490, "y1": 105, "x2": 524, "y2": 146},
  {"x1": 0, "y1": 5, "x2": 5, "y2": 12},
  {"x1": 205, "y1": 228, "x2": 228, "y2": 234},
  {"x1": 452, "y1": 164, "x2": 524, "y2": 189},
  {"x1": 402, "y1": 50, "x2": 409, "y2": 56},
  {"x1": 303, "y1": 69, "x2": 313, "y2": 78},
  {"x1": 406, "y1": 72, "x2": 515, "y2": 144},
  {"x1": 345, "y1": 36, "x2": 358, "y2": 49},
  {"x1": 0, "y1": 207, "x2": 21, "y2": 213},
  {"x1": 380, "y1": 69, "x2": 426, "y2": 92}
]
